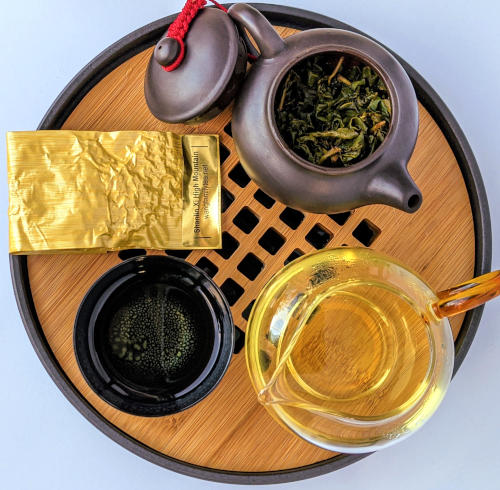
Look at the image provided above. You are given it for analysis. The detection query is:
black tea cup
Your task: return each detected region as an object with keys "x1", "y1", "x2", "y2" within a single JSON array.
[{"x1": 74, "y1": 255, "x2": 234, "y2": 416}]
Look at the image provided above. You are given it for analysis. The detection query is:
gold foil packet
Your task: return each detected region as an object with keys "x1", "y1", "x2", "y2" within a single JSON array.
[{"x1": 7, "y1": 131, "x2": 221, "y2": 254}]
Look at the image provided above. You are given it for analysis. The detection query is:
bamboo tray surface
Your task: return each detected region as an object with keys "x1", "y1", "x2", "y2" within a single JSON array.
[{"x1": 10, "y1": 5, "x2": 491, "y2": 485}]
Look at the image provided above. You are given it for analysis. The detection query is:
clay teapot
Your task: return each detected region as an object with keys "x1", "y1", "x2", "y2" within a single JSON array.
[{"x1": 145, "y1": 3, "x2": 422, "y2": 214}]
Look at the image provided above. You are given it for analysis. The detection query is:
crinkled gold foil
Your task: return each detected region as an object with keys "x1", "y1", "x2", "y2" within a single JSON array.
[{"x1": 7, "y1": 130, "x2": 221, "y2": 254}]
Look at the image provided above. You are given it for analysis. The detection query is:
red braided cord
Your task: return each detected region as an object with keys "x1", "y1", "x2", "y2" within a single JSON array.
[
  {"x1": 167, "y1": 0, "x2": 207, "y2": 40},
  {"x1": 163, "y1": 0, "x2": 206, "y2": 71},
  {"x1": 163, "y1": 0, "x2": 231, "y2": 71},
  {"x1": 209, "y1": 0, "x2": 228, "y2": 13}
]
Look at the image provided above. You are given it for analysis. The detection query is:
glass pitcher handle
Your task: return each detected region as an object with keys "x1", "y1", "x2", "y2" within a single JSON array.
[{"x1": 433, "y1": 270, "x2": 500, "y2": 318}]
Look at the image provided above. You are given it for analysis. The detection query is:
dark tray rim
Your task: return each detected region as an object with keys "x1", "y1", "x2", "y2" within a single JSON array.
[{"x1": 10, "y1": 3, "x2": 492, "y2": 485}]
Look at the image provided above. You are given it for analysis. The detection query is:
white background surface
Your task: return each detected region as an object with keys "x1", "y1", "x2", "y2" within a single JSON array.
[{"x1": 1, "y1": 1, "x2": 499, "y2": 489}]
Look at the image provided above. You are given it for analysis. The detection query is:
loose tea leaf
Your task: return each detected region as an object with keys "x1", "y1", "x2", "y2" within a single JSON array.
[{"x1": 275, "y1": 53, "x2": 391, "y2": 167}]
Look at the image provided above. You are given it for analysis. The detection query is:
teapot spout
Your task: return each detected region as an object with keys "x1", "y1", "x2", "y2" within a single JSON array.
[{"x1": 367, "y1": 164, "x2": 422, "y2": 213}]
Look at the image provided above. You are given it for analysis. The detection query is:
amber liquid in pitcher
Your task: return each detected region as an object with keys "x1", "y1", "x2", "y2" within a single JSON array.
[
  {"x1": 248, "y1": 248, "x2": 461, "y2": 449},
  {"x1": 259, "y1": 280, "x2": 437, "y2": 423}
]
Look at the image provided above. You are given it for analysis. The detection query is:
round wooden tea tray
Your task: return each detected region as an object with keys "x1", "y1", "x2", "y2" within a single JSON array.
[{"x1": 11, "y1": 4, "x2": 491, "y2": 484}]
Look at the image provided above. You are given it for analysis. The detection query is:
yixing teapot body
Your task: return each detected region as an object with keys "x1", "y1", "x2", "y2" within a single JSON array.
[{"x1": 228, "y1": 4, "x2": 421, "y2": 214}]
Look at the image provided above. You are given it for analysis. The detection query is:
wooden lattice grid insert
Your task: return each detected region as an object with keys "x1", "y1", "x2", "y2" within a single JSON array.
[{"x1": 162, "y1": 124, "x2": 379, "y2": 333}]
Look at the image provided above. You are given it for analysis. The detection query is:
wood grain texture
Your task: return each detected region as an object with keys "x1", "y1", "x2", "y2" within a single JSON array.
[{"x1": 27, "y1": 26, "x2": 475, "y2": 472}]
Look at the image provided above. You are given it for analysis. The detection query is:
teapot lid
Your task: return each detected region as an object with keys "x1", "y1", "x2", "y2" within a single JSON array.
[{"x1": 145, "y1": 7, "x2": 243, "y2": 124}]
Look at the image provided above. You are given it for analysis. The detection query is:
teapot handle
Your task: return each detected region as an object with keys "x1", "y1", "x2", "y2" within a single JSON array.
[{"x1": 228, "y1": 3, "x2": 285, "y2": 59}]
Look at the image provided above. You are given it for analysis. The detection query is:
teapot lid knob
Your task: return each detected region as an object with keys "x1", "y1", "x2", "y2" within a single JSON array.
[{"x1": 154, "y1": 37, "x2": 181, "y2": 67}]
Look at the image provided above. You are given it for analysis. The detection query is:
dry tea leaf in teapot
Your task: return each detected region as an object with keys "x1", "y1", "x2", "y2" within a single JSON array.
[{"x1": 275, "y1": 53, "x2": 391, "y2": 167}]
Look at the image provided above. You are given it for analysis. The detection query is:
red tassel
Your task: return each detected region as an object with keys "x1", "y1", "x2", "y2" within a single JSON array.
[{"x1": 162, "y1": 0, "x2": 255, "y2": 72}]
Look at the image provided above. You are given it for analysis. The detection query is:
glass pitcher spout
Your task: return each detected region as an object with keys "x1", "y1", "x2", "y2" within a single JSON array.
[
  {"x1": 258, "y1": 382, "x2": 343, "y2": 418},
  {"x1": 258, "y1": 384, "x2": 290, "y2": 406}
]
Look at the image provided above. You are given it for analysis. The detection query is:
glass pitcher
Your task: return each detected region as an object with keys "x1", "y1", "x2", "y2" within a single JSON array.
[{"x1": 245, "y1": 247, "x2": 499, "y2": 452}]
